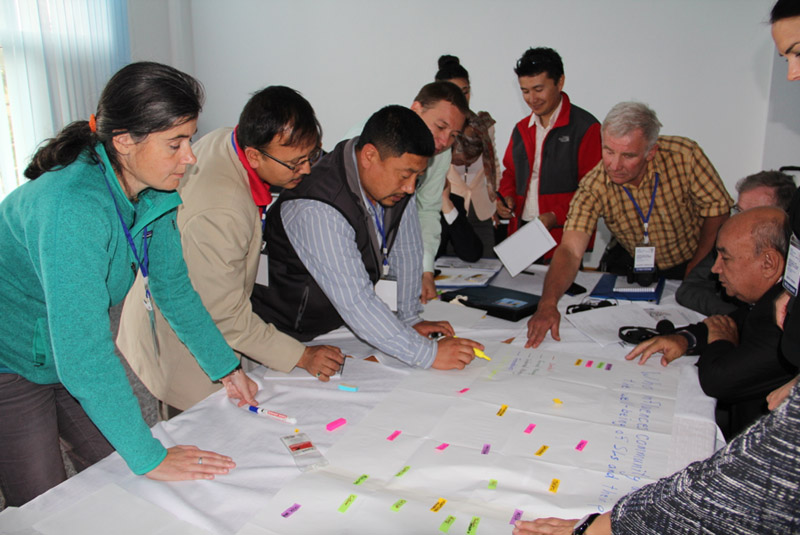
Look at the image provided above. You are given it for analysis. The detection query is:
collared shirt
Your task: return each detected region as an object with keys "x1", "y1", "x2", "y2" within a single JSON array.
[
  {"x1": 522, "y1": 97, "x2": 564, "y2": 221},
  {"x1": 279, "y1": 148, "x2": 437, "y2": 368},
  {"x1": 564, "y1": 135, "x2": 733, "y2": 269}
]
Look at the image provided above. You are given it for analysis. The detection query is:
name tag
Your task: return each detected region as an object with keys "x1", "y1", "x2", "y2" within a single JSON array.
[
  {"x1": 375, "y1": 278, "x2": 398, "y2": 311},
  {"x1": 634, "y1": 246, "x2": 656, "y2": 272},
  {"x1": 256, "y1": 252, "x2": 269, "y2": 287},
  {"x1": 783, "y1": 234, "x2": 800, "y2": 296}
]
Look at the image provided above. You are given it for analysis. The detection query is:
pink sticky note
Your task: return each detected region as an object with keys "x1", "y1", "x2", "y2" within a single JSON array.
[
  {"x1": 281, "y1": 503, "x2": 301, "y2": 518},
  {"x1": 326, "y1": 418, "x2": 347, "y2": 431},
  {"x1": 458, "y1": 388, "x2": 470, "y2": 394},
  {"x1": 481, "y1": 443, "x2": 491, "y2": 454},
  {"x1": 387, "y1": 430, "x2": 401, "y2": 441},
  {"x1": 585, "y1": 360, "x2": 594, "y2": 368},
  {"x1": 524, "y1": 424, "x2": 536, "y2": 434},
  {"x1": 436, "y1": 442, "x2": 450, "y2": 451},
  {"x1": 575, "y1": 440, "x2": 588, "y2": 451}
]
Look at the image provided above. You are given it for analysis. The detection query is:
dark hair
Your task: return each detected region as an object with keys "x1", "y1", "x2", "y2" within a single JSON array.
[
  {"x1": 514, "y1": 47, "x2": 564, "y2": 82},
  {"x1": 736, "y1": 170, "x2": 796, "y2": 211},
  {"x1": 771, "y1": 0, "x2": 800, "y2": 23},
  {"x1": 236, "y1": 86, "x2": 321, "y2": 150},
  {"x1": 413, "y1": 81, "x2": 469, "y2": 117},
  {"x1": 355, "y1": 105, "x2": 435, "y2": 159},
  {"x1": 435, "y1": 55, "x2": 469, "y2": 83},
  {"x1": 25, "y1": 61, "x2": 204, "y2": 179}
]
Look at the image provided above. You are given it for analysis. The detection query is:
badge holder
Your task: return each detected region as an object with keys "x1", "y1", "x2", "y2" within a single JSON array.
[{"x1": 783, "y1": 234, "x2": 800, "y2": 297}]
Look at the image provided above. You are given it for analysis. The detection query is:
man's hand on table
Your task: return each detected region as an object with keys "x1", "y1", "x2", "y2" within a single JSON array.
[
  {"x1": 512, "y1": 513, "x2": 612, "y2": 535},
  {"x1": 421, "y1": 271, "x2": 437, "y2": 304},
  {"x1": 432, "y1": 336, "x2": 483, "y2": 370},
  {"x1": 147, "y1": 445, "x2": 236, "y2": 481},
  {"x1": 297, "y1": 345, "x2": 345, "y2": 381},
  {"x1": 525, "y1": 304, "x2": 561, "y2": 348},
  {"x1": 220, "y1": 367, "x2": 258, "y2": 407},
  {"x1": 704, "y1": 315, "x2": 738, "y2": 344},
  {"x1": 414, "y1": 319, "x2": 456, "y2": 338},
  {"x1": 624, "y1": 334, "x2": 689, "y2": 366}
]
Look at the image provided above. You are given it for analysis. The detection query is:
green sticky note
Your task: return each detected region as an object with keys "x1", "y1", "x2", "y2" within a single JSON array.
[
  {"x1": 353, "y1": 474, "x2": 369, "y2": 485},
  {"x1": 395, "y1": 465, "x2": 411, "y2": 477},
  {"x1": 391, "y1": 499, "x2": 407, "y2": 512},
  {"x1": 597, "y1": 362, "x2": 605, "y2": 368},
  {"x1": 467, "y1": 516, "x2": 481, "y2": 535},
  {"x1": 439, "y1": 515, "x2": 456, "y2": 533},
  {"x1": 488, "y1": 479, "x2": 498, "y2": 490},
  {"x1": 338, "y1": 494, "x2": 357, "y2": 513}
]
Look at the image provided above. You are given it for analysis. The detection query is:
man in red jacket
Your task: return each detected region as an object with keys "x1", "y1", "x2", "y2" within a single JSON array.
[{"x1": 496, "y1": 47, "x2": 601, "y2": 249}]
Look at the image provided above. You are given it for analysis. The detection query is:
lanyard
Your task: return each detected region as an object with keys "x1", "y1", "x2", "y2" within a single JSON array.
[
  {"x1": 372, "y1": 204, "x2": 389, "y2": 276},
  {"x1": 622, "y1": 173, "x2": 660, "y2": 245},
  {"x1": 100, "y1": 163, "x2": 150, "y2": 279}
]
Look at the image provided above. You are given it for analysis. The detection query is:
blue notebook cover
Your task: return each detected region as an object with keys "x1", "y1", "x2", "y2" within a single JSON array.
[{"x1": 589, "y1": 273, "x2": 665, "y2": 304}]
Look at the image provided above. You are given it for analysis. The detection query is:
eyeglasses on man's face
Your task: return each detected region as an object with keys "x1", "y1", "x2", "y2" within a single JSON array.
[{"x1": 257, "y1": 147, "x2": 322, "y2": 172}]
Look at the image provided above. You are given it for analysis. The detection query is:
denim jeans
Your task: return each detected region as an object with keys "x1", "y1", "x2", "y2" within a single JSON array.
[{"x1": 0, "y1": 373, "x2": 114, "y2": 506}]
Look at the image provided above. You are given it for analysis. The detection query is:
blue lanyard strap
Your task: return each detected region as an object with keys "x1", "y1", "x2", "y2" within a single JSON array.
[
  {"x1": 99, "y1": 163, "x2": 150, "y2": 278},
  {"x1": 373, "y1": 204, "x2": 389, "y2": 269},
  {"x1": 622, "y1": 173, "x2": 660, "y2": 244}
]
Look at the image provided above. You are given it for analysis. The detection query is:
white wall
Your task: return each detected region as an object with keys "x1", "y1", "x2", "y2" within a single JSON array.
[{"x1": 129, "y1": 0, "x2": 781, "y2": 264}]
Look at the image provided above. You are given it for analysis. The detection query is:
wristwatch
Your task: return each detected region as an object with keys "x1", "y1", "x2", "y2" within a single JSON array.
[{"x1": 573, "y1": 513, "x2": 600, "y2": 535}]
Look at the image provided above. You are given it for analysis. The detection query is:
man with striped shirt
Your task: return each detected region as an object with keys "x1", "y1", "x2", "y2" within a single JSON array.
[{"x1": 258, "y1": 106, "x2": 482, "y2": 370}]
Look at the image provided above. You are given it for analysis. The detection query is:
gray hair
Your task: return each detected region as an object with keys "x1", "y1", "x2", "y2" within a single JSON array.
[
  {"x1": 602, "y1": 102, "x2": 662, "y2": 148},
  {"x1": 736, "y1": 170, "x2": 796, "y2": 212},
  {"x1": 750, "y1": 209, "x2": 790, "y2": 259}
]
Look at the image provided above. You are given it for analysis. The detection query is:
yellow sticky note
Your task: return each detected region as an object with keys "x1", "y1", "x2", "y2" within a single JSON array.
[
  {"x1": 431, "y1": 498, "x2": 447, "y2": 512},
  {"x1": 497, "y1": 404, "x2": 508, "y2": 416},
  {"x1": 553, "y1": 398, "x2": 563, "y2": 405},
  {"x1": 535, "y1": 445, "x2": 549, "y2": 457},
  {"x1": 549, "y1": 479, "x2": 560, "y2": 493}
]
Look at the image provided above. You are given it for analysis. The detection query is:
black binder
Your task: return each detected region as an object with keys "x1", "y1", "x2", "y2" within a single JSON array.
[{"x1": 439, "y1": 286, "x2": 540, "y2": 322}]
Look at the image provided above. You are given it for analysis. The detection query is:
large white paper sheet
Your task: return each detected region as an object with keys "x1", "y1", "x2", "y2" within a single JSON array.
[
  {"x1": 239, "y1": 346, "x2": 682, "y2": 534},
  {"x1": 493, "y1": 218, "x2": 557, "y2": 277},
  {"x1": 564, "y1": 303, "x2": 699, "y2": 346}
]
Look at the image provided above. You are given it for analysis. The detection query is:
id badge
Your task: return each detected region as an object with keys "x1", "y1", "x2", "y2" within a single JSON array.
[
  {"x1": 783, "y1": 234, "x2": 800, "y2": 296},
  {"x1": 634, "y1": 246, "x2": 656, "y2": 272},
  {"x1": 375, "y1": 277, "x2": 398, "y2": 311},
  {"x1": 256, "y1": 252, "x2": 269, "y2": 287}
]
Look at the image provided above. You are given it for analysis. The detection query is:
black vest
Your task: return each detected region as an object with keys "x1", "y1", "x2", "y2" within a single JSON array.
[{"x1": 251, "y1": 138, "x2": 410, "y2": 341}]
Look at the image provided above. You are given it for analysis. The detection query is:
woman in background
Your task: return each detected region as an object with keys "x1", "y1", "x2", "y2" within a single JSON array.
[
  {"x1": 435, "y1": 55, "x2": 501, "y2": 260},
  {"x1": 0, "y1": 61, "x2": 257, "y2": 506}
]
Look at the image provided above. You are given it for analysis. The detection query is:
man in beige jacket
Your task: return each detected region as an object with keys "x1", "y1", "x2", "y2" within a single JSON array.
[{"x1": 117, "y1": 86, "x2": 343, "y2": 413}]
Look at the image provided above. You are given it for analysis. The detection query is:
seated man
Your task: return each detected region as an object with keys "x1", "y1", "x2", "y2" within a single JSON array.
[
  {"x1": 626, "y1": 207, "x2": 798, "y2": 438},
  {"x1": 255, "y1": 105, "x2": 482, "y2": 370},
  {"x1": 118, "y1": 86, "x2": 343, "y2": 413},
  {"x1": 496, "y1": 47, "x2": 601, "y2": 249},
  {"x1": 676, "y1": 170, "x2": 796, "y2": 316},
  {"x1": 526, "y1": 101, "x2": 733, "y2": 348}
]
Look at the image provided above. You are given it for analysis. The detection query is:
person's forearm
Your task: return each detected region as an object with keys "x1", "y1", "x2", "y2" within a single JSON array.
[{"x1": 540, "y1": 245, "x2": 582, "y2": 307}]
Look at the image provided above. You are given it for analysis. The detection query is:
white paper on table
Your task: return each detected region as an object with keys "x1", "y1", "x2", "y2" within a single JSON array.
[
  {"x1": 32, "y1": 483, "x2": 213, "y2": 535},
  {"x1": 420, "y1": 299, "x2": 486, "y2": 329},
  {"x1": 493, "y1": 218, "x2": 556, "y2": 277},
  {"x1": 564, "y1": 303, "x2": 696, "y2": 346},
  {"x1": 435, "y1": 256, "x2": 503, "y2": 271}
]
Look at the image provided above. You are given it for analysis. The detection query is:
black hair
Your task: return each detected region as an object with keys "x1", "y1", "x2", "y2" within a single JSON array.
[
  {"x1": 355, "y1": 105, "x2": 435, "y2": 159},
  {"x1": 25, "y1": 61, "x2": 204, "y2": 179},
  {"x1": 413, "y1": 81, "x2": 470, "y2": 117},
  {"x1": 771, "y1": 0, "x2": 800, "y2": 23},
  {"x1": 435, "y1": 55, "x2": 469, "y2": 83},
  {"x1": 513, "y1": 47, "x2": 564, "y2": 82},
  {"x1": 236, "y1": 86, "x2": 321, "y2": 150}
]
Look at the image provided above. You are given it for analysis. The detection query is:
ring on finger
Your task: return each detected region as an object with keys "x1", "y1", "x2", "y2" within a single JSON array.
[
  {"x1": 198, "y1": 456, "x2": 203, "y2": 465},
  {"x1": 316, "y1": 372, "x2": 321, "y2": 378}
]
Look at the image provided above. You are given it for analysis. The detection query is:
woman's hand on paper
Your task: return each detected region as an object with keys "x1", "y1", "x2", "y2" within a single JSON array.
[
  {"x1": 297, "y1": 345, "x2": 345, "y2": 381},
  {"x1": 146, "y1": 445, "x2": 235, "y2": 481}
]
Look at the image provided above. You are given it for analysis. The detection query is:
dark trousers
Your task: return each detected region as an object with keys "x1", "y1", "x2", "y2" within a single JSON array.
[{"x1": 0, "y1": 373, "x2": 113, "y2": 506}]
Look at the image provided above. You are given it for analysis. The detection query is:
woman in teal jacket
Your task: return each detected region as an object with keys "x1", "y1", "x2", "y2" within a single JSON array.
[{"x1": 0, "y1": 62, "x2": 257, "y2": 506}]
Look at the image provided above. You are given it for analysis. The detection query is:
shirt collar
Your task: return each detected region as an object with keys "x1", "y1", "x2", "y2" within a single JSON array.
[
  {"x1": 232, "y1": 126, "x2": 272, "y2": 208},
  {"x1": 528, "y1": 94, "x2": 564, "y2": 129}
]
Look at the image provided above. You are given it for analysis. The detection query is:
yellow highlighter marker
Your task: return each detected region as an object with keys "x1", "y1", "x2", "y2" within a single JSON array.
[{"x1": 453, "y1": 336, "x2": 490, "y2": 360}]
